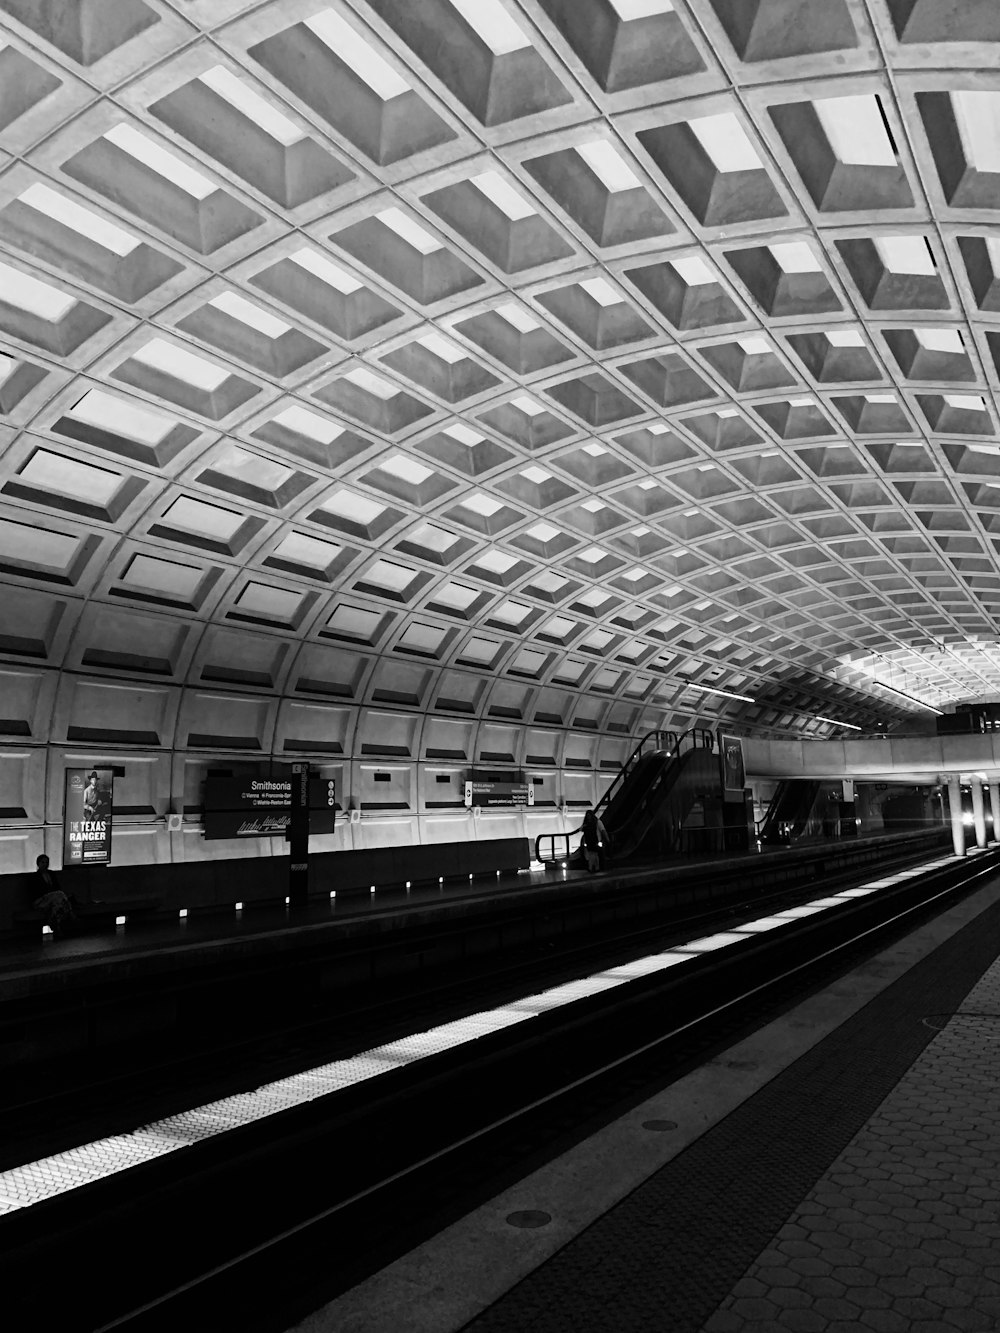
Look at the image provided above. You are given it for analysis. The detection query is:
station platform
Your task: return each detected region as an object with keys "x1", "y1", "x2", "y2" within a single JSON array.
[
  {"x1": 298, "y1": 858, "x2": 1000, "y2": 1333},
  {"x1": 0, "y1": 830, "x2": 945, "y2": 1002}
]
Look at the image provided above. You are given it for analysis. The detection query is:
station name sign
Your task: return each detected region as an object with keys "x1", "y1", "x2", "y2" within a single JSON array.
[
  {"x1": 464, "y1": 781, "x2": 534, "y2": 809},
  {"x1": 202, "y1": 776, "x2": 337, "y2": 839}
]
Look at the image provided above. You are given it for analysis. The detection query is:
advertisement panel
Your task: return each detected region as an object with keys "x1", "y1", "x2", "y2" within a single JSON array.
[
  {"x1": 718, "y1": 734, "x2": 746, "y2": 801},
  {"x1": 464, "y1": 781, "x2": 534, "y2": 808},
  {"x1": 63, "y1": 767, "x2": 114, "y2": 865},
  {"x1": 202, "y1": 775, "x2": 337, "y2": 839}
]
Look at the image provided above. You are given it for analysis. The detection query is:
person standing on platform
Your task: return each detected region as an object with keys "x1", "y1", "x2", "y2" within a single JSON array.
[
  {"x1": 31, "y1": 854, "x2": 79, "y2": 938},
  {"x1": 581, "y1": 808, "x2": 609, "y2": 872}
]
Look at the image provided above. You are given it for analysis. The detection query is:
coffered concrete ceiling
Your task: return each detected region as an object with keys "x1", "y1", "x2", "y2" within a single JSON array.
[{"x1": 3, "y1": 0, "x2": 1000, "y2": 739}]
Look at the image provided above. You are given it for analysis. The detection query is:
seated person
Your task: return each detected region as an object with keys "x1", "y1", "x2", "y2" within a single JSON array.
[{"x1": 31, "y1": 855, "x2": 79, "y2": 937}]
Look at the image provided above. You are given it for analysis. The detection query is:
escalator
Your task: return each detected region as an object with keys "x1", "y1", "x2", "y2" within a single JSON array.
[
  {"x1": 757, "y1": 780, "x2": 823, "y2": 845},
  {"x1": 535, "y1": 729, "x2": 723, "y2": 865}
]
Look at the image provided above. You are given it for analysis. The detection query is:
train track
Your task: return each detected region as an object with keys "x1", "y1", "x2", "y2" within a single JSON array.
[{"x1": 1, "y1": 841, "x2": 995, "y2": 1333}]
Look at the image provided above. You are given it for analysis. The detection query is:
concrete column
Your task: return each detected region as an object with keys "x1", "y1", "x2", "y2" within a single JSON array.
[
  {"x1": 972, "y1": 781, "x2": 988, "y2": 850},
  {"x1": 947, "y1": 776, "x2": 965, "y2": 857},
  {"x1": 990, "y1": 783, "x2": 1000, "y2": 845}
]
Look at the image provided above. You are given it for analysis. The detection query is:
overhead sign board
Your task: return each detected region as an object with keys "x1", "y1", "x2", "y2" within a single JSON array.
[
  {"x1": 202, "y1": 775, "x2": 337, "y2": 839},
  {"x1": 464, "y1": 781, "x2": 534, "y2": 809},
  {"x1": 63, "y1": 767, "x2": 114, "y2": 865}
]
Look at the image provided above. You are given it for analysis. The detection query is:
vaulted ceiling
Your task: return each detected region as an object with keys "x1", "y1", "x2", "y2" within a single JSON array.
[{"x1": 3, "y1": 0, "x2": 1000, "y2": 740}]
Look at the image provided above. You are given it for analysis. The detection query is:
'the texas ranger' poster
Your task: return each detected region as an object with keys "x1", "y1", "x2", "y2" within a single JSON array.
[{"x1": 63, "y1": 768, "x2": 114, "y2": 865}]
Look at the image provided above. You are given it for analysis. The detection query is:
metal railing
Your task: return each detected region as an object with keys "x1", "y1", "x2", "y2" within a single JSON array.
[{"x1": 533, "y1": 727, "x2": 715, "y2": 864}]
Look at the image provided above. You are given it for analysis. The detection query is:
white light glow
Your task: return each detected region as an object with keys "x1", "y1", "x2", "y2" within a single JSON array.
[
  {"x1": 131, "y1": 338, "x2": 228, "y2": 391},
  {"x1": 914, "y1": 327, "x2": 963, "y2": 354},
  {"x1": 682, "y1": 680, "x2": 755, "y2": 702},
  {"x1": 69, "y1": 388, "x2": 175, "y2": 444},
  {"x1": 443, "y1": 422, "x2": 483, "y2": 444},
  {"x1": 105, "y1": 124, "x2": 215, "y2": 199},
  {"x1": 673, "y1": 255, "x2": 716, "y2": 286},
  {"x1": 583, "y1": 442, "x2": 607, "y2": 455},
  {"x1": 512, "y1": 394, "x2": 545, "y2": 416},
  {"x1": 608, "y1": 0, "x2": 674, "y2": 15},
  {"x1": 0, "y1": 262, "x2": 76, "y2": 321},
  {"x1": 951, "y1": 91, "x2": 1000, "y2": 173},
  {"x1": 381, "y1": 454, "x2": 432, "y2": 485},
  {"x1": 813, "y1": 94, "x2": 897, "y2": 167},
  {"x1": 495, "y1": 302, "x2": 539, "y2": 333},
  {"x1": 345, "y1": 367, "x2": 398, "y2": 398},
  {"x1": 579, "y1": 277, "x2": 624, "y2": 306},
  {"x1": 289, "y1": 247, "x2": 363, "y2": 293},
  {"x1": 769, "y1": 241, "x2": 821, "y2": 273},
  {"x1": 943, "y1": 393, "x2": 985, "y2": 411},
  {"x1": 377, "y1": 207, "x2": 443, "y2": 254},
  {"x1": 209, "y1": 292, "x2": 290, "y2": 339},
  {"x1": 576, "y1": 139, "x2": 641, "y2": 192},
  {"x1": 875, "y1": 235, "x2": 935, "y2": 275},
  {"x1": 826, "y1": 329, "x2": 865, "y2": 347},
  {"x1": 417, "y1": 331, "x2": 465, "y2": 363},
  {"x1": 463, "y1": 492, "x2": 504, "y2": 516},
  {"x1": 444, "y1": 0, "x2": 530, "y2": 54},
  {"x1": 199, "y1": 66, "x2": 305, "y2": 145},
  {"x1": 18, "y1": 183, "x2": 138, "y2": 256},
  {"x1": 737, "y1": 335, "x2": 770, "y2": 355},
  {"x1": 306, "y1": 10, "x2": 410, "y2": 99},
  {"x1": 272, "y1": 404, "x2": 342, "y2": 442},
  {"x1": 689, "y1": 112, "x2": 761, "y2": 173},
  {"x1": 470, "y1": 170, "x2": 536, "y2": 220}
]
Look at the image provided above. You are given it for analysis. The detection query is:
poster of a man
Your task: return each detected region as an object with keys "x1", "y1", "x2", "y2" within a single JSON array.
[{"x1": 63, "y1": 767, "x2": 114, "y2": 865}]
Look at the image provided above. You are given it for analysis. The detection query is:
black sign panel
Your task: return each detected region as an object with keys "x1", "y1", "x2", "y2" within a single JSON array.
[
  {"x1": 202, "y1": 775, "x2": 337, "y2": 839},
  {"x1": 288, "y1": 762, "x2": 310, "y2": 909}
]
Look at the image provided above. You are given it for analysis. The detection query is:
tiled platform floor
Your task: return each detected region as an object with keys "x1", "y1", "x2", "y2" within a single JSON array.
[{"x1": 301, "y1": 872, "x2": 1000, "y2": 1333}]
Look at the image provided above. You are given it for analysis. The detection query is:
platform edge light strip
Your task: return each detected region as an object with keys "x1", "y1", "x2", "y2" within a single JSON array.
[{"x1": 0, "y1": 853, "x2": 959, "y2": 1215}]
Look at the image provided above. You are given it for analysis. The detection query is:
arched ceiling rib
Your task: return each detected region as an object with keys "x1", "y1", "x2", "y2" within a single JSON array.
[{"x1": 2, "y1": 0, "x2": 1000, "y2": 737}]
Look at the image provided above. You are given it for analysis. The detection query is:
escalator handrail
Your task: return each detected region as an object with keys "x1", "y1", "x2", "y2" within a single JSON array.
[{"x1": 533, "y1": 727, "x2": 716, "y2": 863}]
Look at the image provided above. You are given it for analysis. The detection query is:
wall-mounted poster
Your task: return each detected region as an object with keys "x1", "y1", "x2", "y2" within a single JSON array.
[
  {"x1": 63, "y1": 767, "x2": 114, "y2": 865},
  {"x1": 718, "y1": 734, "x2": 746, "y2": 801}
]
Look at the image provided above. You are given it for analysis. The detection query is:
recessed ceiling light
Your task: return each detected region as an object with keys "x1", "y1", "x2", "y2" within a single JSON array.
[
  {"x1": 199, "y1": 66, "x2": 305, "y2": 145},
  {"x1": 579, "y1": 276, "x2": 623, "y2": 306},
  {"x1": 289, "y1": 247, "x2": 363, "y2": 293},
  {"x1": 527, "y1": 521, "x2": 561, "y2": 541},
  {"x1": 608, "y1": 0, "x2": 674, "y2": 16},
  {"x1": 914, "y1": 327, "x2": 963, "y2": 354},
  {"x1": 104, "y1": 124, "x2": 215, "y2": 199},
  {"x1": 272, "y1": 404, "x2": 343, "y2": 442},
  {"x1": 512, "y1": 394, "x2": 545, "y2": 416},
  {"x1": 522, "y1": 466, "x2": 552, "y2": 485},
  {"x1": 813, "y1": 94, "x2": 897, "y2": 167},
  {"x1": 672, "y1": 255, "x2": 716, "y2": 286},
  {"x1": 376, "y1": 207, "x2": 443, "y2": 254},
  {"x1": 737, "y1": 335, "x2": 770, "y2": 356},
  {"x1": 494, "y1": 302, "x2": 539, "y2": 333},
  {"x1": 418, "y1": 331, "x2": 465, "y2": 363},
  {"x1": 443, "y1": 0, "x2": 530, "y2": 54},
  {"x1": 769, "y1": 241, "x2": 821, "y2": 273},
  {"x1": 345, "y1": 367, "x2": 398, "y2": 399},
  {"x1": 951, "y1": 91, "x2": 1000, "y2": 173},
  {"x1": 18, "y1": 183, "x2": 139, "y2": 255},
  {"x1": 575, "y1": 139, "x2": 641, "y2": 192},
  {"x1": 874, "y1": 235, "x2": 935, "y2": 275},
  {"x1": 306, "y1": 10, "x2": 410, "y2": 99},
  {"x1": 463, "y1": 492, "x2": 504, "y2": 516},
  {"x1": 209, "y1": 291, "x2": 290, "y2": 339},
  {"x1": 0, "y1": 261, "x2": 77, "y2": 320},
  {"x1": 381, "y1": 454, "x2": 433, "y2": 485},
  {"x1": 689, "y1": 112, "x2": 762, "y2": 173},
  {"x1": 443, "y1": 422, "x2": 483, "y2": 444},
  {"x1": 132, "y1": 338, "x2": 229, "y2": 391},
  {"x1": 470, "y1": 170, "x2": 536, "y2": 220}
]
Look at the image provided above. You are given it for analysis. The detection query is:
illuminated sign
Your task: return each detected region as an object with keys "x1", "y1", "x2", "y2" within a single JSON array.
[
  {"x1": 202, "y1": 776, "x2": 337, "y2": 839},
  {"x1": 63, "y1": 767, "x2": 114, "y2": 865},
  {"x1": 464, "y1": 781, "x2": 534, "y2": 808}
]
